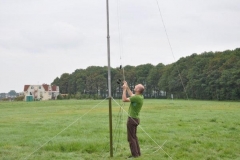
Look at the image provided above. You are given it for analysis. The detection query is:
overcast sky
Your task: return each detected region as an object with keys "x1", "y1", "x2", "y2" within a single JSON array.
[{"x1": 0, "y1": 0, "x2": 239, "y2": 93}]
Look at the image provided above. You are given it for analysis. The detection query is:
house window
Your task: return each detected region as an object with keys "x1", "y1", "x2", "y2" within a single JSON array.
[
  {"x1": 39, "y1": 86, "x2": 41, "y2": 89},
  {"x1": 31, "y1": 86, "x2": 34, "y2": 89}
]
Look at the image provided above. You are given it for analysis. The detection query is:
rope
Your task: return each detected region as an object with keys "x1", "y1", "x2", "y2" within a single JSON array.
[
  {"x1": 112, "y1": 98, "x2": 173, "y2": 159},
  {"x1": 115, "y1": 1, "x2": 172, "y2": 157},
  {"x1": 23, "y1": 98, "x2": 108, "y2": 160},
  {"x1": 113, "y1": 103, "x2": 125, "y2": 152},
  {"x1": 115, "y1": 0, "x2": 126, "y2": 146},
  {"x1": 114, "y1": 1, "x2": 126, "y2": 152},
  {"x1": 155, "y1": 0, "x2": 189, "y2": 100},
  {"x1": 116, "y1": 0, "x2": 126, "y2": 82}
]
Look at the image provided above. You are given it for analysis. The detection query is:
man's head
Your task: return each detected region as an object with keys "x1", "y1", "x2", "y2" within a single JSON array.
[{"x1": 134, "y1": 84, "x2": 145, "y2": 94}]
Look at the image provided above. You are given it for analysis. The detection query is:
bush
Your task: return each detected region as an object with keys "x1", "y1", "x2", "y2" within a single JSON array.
[
  {"x1": 75, "y1": 92, "x2": 82, "y2": 99},
  {"x1": 1, "y1": 98, "x2": 9, "y2": 101},
  {"x1": 15, "y1": 96, "x2": 24, "y2": 101},
  {"x1": 67, "y1": 94, "x2": 71, "y2": 99},
  {"x1": 57, "y1": 94, "x2": 63, "y2": 100}
]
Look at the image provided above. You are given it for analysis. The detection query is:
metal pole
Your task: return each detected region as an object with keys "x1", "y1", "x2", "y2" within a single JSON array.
[{"x1": 106, "y1": 0, "x2": 113, "y2": 157}]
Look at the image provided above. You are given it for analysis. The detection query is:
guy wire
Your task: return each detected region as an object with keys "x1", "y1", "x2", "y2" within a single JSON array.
[
  {"x1": 23, "y1": 98, "x2": 108, "y2": 160},
  {"x1": 112, "y1": 98, "x2": 173, "y2": 159},
  {"x1": 113, "y1": 103, "x2": 125, "y2": 153},
  {"x1": 155, "y1": 0, "x2": 189, "y2": 100},
  {"x1": 115, "y1": 1, "x2": 173, "y2": 158}
]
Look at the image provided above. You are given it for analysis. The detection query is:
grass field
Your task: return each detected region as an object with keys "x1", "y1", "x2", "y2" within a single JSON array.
[{"x1": 0, "y1": 99, "x2": 239, "y2": 160}]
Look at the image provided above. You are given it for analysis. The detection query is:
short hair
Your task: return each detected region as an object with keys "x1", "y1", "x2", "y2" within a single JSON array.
[{"x1": 138, "y1": 84, "x2": 145, "y2": 94}]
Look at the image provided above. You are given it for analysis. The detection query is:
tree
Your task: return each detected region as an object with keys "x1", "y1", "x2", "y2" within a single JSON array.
[
  {"x1": 147, "y1": 63, "x2": 165, "y2": 98},
  {"x1": 124, "y1": 65, "x2": 137, "y2": 91},
  {"x1": 59, "y1": 73, "x2": 70, "y2": 94},
  {"x1": 8, "y1": 90, "x2": 17, "y2": 97},
  {"x1": 50, "y1": 48, "x2": 240, "y2": 100},
  {"x1": 51, "y1": 77, "x2": 60, "y2": 86}
]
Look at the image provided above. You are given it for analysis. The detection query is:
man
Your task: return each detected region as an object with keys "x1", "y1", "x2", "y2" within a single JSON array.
[{"x1": 122, "y1": 81, "x2": 145, "y2": 158}]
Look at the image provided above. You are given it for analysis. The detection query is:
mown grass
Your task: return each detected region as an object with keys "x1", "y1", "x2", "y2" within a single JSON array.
[{"x1": 0, "y1": 99, "x2": 239, "y2": 160}]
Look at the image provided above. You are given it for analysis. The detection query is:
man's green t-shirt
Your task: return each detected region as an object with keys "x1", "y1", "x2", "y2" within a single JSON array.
[{"x1": 128, "y1": 94, "x2": 144, "y2": 119}]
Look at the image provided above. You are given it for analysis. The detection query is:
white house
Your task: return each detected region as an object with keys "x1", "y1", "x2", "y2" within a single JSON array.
[{"x1": 24, "y1": 84, "x2": 60, "y2": 101}]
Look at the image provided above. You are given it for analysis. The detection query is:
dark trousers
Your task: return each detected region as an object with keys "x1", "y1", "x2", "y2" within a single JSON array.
[{"x1": 127, "y1": 117, "x2": 141, "y2": 157}]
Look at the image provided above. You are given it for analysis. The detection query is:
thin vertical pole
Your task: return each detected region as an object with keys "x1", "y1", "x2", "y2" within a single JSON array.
[
  {"x1": 106, "y1": 0, "x2": 113, "y2": 157},
  {"x1": 108, "y1": 98, "x2": 113, "y2": 157}
]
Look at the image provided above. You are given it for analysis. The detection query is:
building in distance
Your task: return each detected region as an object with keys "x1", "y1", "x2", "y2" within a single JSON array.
[{"x1": 23, "y1": 84, "x2": 59, "y2": 101}]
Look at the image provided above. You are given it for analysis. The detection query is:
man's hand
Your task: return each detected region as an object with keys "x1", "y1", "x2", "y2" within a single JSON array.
[
  {"x1": 123, "y1": 81, "x2": 133, "y2": 96},
  {"x1": 122, "y1": 84, "x2": 127, "y2": 90},
  {"x1": 122, "y1": 81, "x2": 130, "y2": 102},
  {"x1": 122, "y1": 81, "x2": 128, "y2": 90},
  {"x1": 123, "y1": 81, "x2": 128, "y2": 86}
]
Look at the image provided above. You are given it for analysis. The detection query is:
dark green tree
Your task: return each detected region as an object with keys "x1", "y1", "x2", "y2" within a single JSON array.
[{"x1": 59, "y1": 73, "x2": 70, "y2": 94}]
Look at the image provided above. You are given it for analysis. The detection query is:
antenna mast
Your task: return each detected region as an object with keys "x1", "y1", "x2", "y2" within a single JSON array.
[{"x1": 106, "y1": 0, "x2": 113, "y2": 157}]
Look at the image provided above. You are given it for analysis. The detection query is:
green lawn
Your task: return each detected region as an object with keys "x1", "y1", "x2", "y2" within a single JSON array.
[{"x1": 0, "y1": 99, "x2": 239, "y2": 160}]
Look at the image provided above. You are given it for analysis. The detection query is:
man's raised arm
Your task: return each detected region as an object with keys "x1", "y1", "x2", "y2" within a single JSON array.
[{"x1": 124, "y1": 81, "x2": 134, "y2": 96}]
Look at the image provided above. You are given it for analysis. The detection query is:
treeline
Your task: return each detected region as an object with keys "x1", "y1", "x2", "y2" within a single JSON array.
[{"x1": 52, "y1": 48, "x2": 240, "y2": 100}]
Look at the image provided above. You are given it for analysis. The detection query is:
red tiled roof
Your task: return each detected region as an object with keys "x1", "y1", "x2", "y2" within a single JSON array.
[
  {"x1": 42, "y1": 84, "x2": 49, "y2": 91},
  {"x1": 23, "y1": 84, "x2": 59, "y2": 92},
  {"x1": 24, "y1": 85, "x2": 30, "y2": 91},
  {"x1": 52, "y1": 85, "x2": 57, "y2": 91}
]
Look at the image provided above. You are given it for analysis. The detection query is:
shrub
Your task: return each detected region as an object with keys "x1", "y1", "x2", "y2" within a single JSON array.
[
  {"x1": 57, "y1": 94, "x2": 63, "y2": 100},
  {"x1": 15, "y1": 96, "x2": 24, "y2": 101},
  {"x1": 75, "y1": 92, "x2": 82, "y2": 99},
  {"x1": 2, "y1": 98, "x2": 9, "y2": 101}
]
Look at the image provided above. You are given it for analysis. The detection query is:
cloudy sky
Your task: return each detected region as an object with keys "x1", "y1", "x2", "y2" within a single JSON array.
[{"x1": 0, "y1": 0, "x2": 239, "y2": 93}]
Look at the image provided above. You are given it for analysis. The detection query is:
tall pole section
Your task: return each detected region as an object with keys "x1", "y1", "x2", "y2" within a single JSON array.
[{"x1": 106, "y1": 0, "x2": 113, "y2": 157}]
